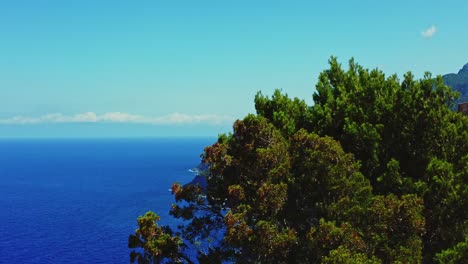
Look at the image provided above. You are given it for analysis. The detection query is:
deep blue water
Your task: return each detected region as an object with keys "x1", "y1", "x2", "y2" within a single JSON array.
[{"x1": 0, "y1": 138, "x2": 214, "y2": 264}]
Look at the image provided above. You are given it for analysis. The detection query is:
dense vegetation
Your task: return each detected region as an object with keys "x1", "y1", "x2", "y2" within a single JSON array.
[{"x1": 129, "y1": 58, "x2": 468, "y2": 263}]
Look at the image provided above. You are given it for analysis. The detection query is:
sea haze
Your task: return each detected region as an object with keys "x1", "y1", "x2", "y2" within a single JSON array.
[{"x1": 0, "y1": 138, "x2": 214, "y2": 264}]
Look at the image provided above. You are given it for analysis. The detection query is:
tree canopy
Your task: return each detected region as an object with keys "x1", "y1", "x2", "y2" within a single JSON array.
[{"x1": 129, "y1": 57, "x2": 468, "y2": 263}]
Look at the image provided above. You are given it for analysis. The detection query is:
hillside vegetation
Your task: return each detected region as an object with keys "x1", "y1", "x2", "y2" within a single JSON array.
[{"x1": 129, "y1": 58, "x2": 468, "y2": 264}]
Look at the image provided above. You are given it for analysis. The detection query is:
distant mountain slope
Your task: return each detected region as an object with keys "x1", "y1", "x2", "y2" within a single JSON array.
[{"x1": 443, "y1": 63, "x2": 468, "y2": 104}]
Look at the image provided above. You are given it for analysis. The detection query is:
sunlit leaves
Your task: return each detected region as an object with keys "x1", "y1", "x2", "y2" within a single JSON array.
[{"x1": 129, "y1": 211, "x2": 183, "y2": 264}]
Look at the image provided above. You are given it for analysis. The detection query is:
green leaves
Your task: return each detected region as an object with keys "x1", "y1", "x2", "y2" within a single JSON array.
[
  {"x1": 129, "y1": 211, "x2": 184, "y2": 264},
  {"x1": 130, "y1": 57, "x2": 468, "y2": 263},
  {"x1": 305, "y1": 58, "x2": 467, "y2": 262},
  {"x1": 434, "y1": 235, "x2": 468, "y2": 264},
  {"x1": 363, "y1": 194, "x2": 425, "y2": 263},
  {"x1": 255, "y1": 90, "x2": 313, "y2": 137},
  {"x1": 289, "y1": 129, "x2": 372, "y2": 225}
]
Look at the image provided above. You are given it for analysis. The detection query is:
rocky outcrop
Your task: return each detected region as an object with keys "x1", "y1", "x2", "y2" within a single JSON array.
[
  {"x1": 185, "y1": 163, "x2": 209, "y2": 191},
  {"x1": 443, "y1": 63, "x2": 468, "y2": 104}
]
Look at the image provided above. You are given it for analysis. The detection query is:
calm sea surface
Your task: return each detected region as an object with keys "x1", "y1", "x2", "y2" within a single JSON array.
[{"x1": 0, "y1": 138, "x2": 214, "y2": 264}]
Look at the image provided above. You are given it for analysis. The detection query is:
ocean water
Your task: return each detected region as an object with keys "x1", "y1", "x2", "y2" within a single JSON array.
[{"x1": 0, "y1": 138, "x2": 214, "y2": 264}]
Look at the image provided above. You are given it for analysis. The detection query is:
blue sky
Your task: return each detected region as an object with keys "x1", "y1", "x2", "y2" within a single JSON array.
[{"x1": 1, "y1": 0, "x2": 467, "y2": 137}]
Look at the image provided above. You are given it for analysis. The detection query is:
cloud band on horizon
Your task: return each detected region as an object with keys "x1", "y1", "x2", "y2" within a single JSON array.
[{"x1": 0, "y1": 112, "x2": 235, "y2": 125}]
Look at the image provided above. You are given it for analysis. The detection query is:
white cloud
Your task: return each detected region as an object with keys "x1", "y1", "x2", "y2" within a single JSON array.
[
  {"x1": 421, "y1": 25, "x2": 437, "y2": 38},
  {"x1": 100, "y1": 112, "x2": 142, "y2": 123},
  {"x1": 0, "y1": 112, "x2": 235, "y2": 125}
]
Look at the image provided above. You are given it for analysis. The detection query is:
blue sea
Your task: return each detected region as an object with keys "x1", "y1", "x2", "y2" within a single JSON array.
[{"x1": 0, "y1": 138, "x2": 214, "y2": 264}]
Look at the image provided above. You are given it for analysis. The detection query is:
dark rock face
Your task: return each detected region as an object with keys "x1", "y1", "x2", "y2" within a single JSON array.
[
  {"x1": 185, "y1": 175, "x2": 208, "y2": 191},
  {"x1": 185, "y1": 163, "x2": 209, "y2": 191},
  {"x1": 443, "y1": 63, "x2": 468, "y2": 104},
  {"x1": 458, "y1": 63, "x2": 468, "y2": 75}
]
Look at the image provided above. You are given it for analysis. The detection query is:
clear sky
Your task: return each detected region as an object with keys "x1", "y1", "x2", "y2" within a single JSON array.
[{"x1": 1, "y1": 0, "x2": 467, "y2": 137}]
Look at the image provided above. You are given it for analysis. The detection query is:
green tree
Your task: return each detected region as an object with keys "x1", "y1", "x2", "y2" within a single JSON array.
[
  {"x1": 297, "y1": 57, "x2": 467, "y2": 262},
  {"x1": 130, "y1": 57, "x2": 468, "y2": 263},
  {"x1": 128, "y1": 211, "x2": 187, "y2": 264},
  {"x1": 255, "y1": 90, "x2": 313, "y2": 137}
]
